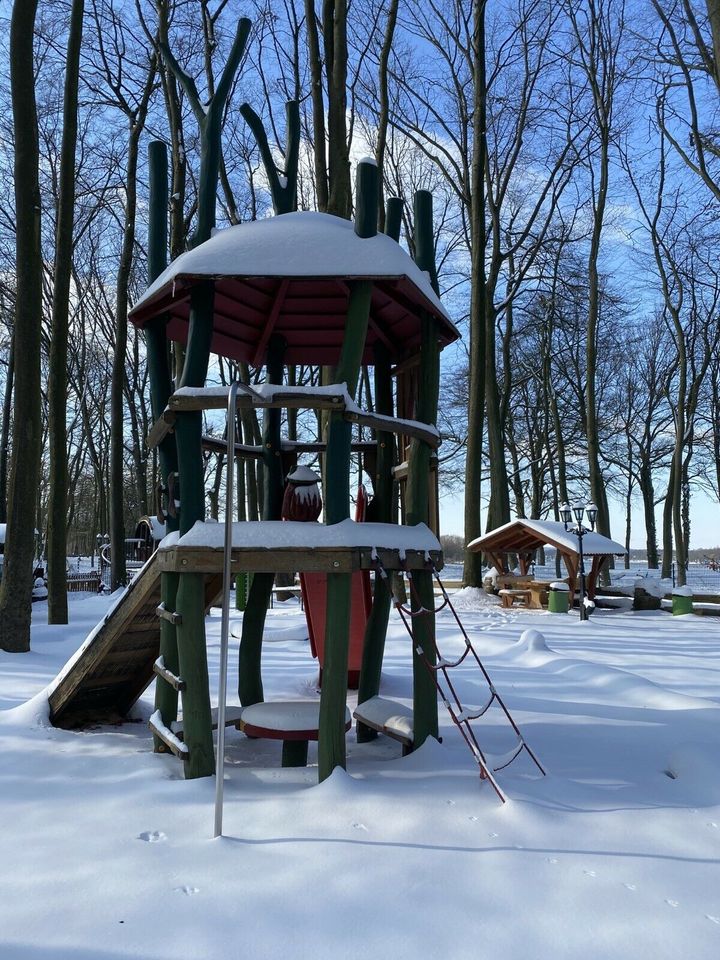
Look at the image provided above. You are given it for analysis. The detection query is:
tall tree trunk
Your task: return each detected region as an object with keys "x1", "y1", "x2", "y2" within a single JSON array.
[
  {"x1": 638, "y1": 458, "x2": 658, "y2": 568},
  {"x1": 305, "y1": 0, "x2": 329, "y2": 210},
  {"x1": 47, "y1": 0, "x2": 84, "y2": 624},
  {"x1": 110, "y1": 120, "x2": 143, "y2": 589},
  {"x1": 463, "y1": 0, "x2": 488, "y2": 587},
  {"x1": 0, "y1": 0, "x2": 43, "y2": 653},
  {"x1": 0, "y1": 335, "x2": 15, "y2": 523},
  {"x1": 375, "y1": 0, "x2": 399, "y2": 230},
  {"x1": 325, "y1": 0, "x2": 352, "y2": 218}
]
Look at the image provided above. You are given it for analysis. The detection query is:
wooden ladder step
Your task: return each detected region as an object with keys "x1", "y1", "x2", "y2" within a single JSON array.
[
  {"x1": 153, "y1": 657, "x2": 186, "y2": 691},
  {"x1": 156, "y1": 603, "x2": 182, "y2": 625},
  {"x1": 149, "y1": 710, "x2": 189, "y2": 760}
]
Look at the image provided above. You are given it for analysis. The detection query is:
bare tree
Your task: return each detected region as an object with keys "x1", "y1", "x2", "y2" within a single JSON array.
[{"x1": 0, "y1": 0, "x2": 43, "y2": 652}]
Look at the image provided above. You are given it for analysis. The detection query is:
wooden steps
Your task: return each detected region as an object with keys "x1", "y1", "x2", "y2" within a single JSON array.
[{"x1": 48, "y1": 557, "x2": 222, "y2": 729}]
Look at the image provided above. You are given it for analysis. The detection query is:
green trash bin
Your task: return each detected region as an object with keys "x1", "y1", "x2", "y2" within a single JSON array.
[
  {"x1": 235, "y1": 571, "x2": 253, "y2": 611},
  {"x1": 672, "y1": 587, "x2": 693, "y2": 616},
  {"x1": 548, "y1": 581, "x2": 570, "y2": 613}
]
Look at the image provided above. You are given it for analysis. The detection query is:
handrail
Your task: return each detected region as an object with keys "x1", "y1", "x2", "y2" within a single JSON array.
[{"x1": 213, "y1": 380, "x2": 240, "y2": 838}]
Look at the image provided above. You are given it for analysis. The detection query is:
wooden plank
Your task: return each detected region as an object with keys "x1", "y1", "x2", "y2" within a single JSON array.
[
  {"x1": 146, "y1": 410, "x2": 176, "y2": 449},
  {"x1": 252, "y1": 277, "x2": 290, "y2": 365},
  {"x1": 49, "y1": 560, "x2": 163, "y2": 720},
  {"x1": 166, "y1": 387, "x2": 345, "y2": 413},
  {"x1": 49, "y1": 559, "x2": 222, "y2": 727},
  {"x1": 344, "y1": 408, "x2": 440, "y2": 448},
  {"x1": 156, "y1": 544, "x2": 443, "y2": 575}
]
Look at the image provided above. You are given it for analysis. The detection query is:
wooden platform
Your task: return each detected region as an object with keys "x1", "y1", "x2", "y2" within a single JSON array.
[{"x1": 48, "y1": 555, "x2": 222, "y2": 729}]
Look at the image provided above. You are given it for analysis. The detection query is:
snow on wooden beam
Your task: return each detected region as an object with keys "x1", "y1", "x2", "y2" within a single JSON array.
[{"x1": 146, "y1": 383, "x2": 441, "y2": 451}]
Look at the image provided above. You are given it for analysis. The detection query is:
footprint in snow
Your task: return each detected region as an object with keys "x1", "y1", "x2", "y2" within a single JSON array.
[
  {"x1": 706, "y1": 915, "x2": 720, "y2": 925},
  {"x1": 352, "y1": 822, "x2": 368, "y2": 831},
  {"x1": 707, "y1": 822, "x2": 718, "y2": 829},
  {"x1": 175, "y1": 886, "x2": 200, "y2": 896},
  {"x1": 665, "y1": 900, "x2": 679, "y2": 908},
  {"x1": 546, "y1": 858, "x2": 558, "y2": 864},
  {"x1": 445, "y1": 800, "x2": 456, "y2": 806},
  {"x1": 623, "y1": 883, "x2": 637, "y2": 891},
  {"x1": 138, "y1": 830, "x2": 167, "y2": 843},
  {"x1": 468, "y1": 816, "x2": 479, "y2": 822},
  {"x1": 583, "y1": 870, "x2": 597, "y2": 878},
  {"x1": 488, "y1": 832, "x2": 499, "y2": 838}
]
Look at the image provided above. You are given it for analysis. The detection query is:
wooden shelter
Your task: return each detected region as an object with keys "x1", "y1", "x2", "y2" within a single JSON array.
[{"x1": 468, "y1": 519, "x2": 626, "y2": 600}]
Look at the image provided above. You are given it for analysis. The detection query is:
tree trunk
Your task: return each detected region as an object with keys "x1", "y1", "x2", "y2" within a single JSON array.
[
  {"x1": 463, "y1": 0, "x2": 488, "y2": 588},
  {"x1": 0, "y1": 0, "x2": 43, "y2": 653},
  {"x1": 0, "y1": 335, "x2": 15, "y2": 523},
  {"x1": 304, "y1": 0, "x2": 329, "y2": 210},
  {"x1": 47, "y1": 0, "x2": 84, "y2": 625},
  {"x1": 110, "y1": 118, "x2": 144, "y2": 590}
]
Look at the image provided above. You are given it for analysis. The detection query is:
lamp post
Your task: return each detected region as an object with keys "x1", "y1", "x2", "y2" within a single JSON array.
[{"x1": 559, "y1": 501, "x2": 598, "y2": 621}]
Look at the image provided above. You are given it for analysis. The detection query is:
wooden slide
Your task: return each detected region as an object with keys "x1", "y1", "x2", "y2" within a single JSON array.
[{"x1": 49, "y1": 554, "x2": 222, "y2": 729}]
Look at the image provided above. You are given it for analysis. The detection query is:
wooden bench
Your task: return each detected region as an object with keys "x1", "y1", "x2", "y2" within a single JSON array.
[
  {"x1": 498, "y1": 588, "x2": 531, "y2": 609},
  {"x1": 239, "y1": 700, "x2": 351, "y2": 767},
  {"x1": 353, "y1": 696, "x2": 415, "y2": 756}
]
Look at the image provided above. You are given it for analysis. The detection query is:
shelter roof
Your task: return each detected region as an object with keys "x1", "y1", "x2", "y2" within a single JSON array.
[
  {"x1": 129, "y1": 211, "x2": 460, "y2": 366},
  {"x1": 468, "y1": 518, "x2": 626, "y2": 558}
]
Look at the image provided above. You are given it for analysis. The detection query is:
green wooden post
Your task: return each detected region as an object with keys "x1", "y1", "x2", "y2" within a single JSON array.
[
  {"x1": 146, "y1": 141, "x2": 182, "y2": 752},
  {"x1": 238, "y1": 335, "x2": 286, "y2": 707},
  {"x1": 282, "y1": 740, "x2": 309, "y2": 767},
  {"x1": 318, "y1": 160, "x2": 377, "y2": 781},
  {"x1": 406, "y1": 190, "x2": 441, "y2": 747},
  {"x1": 240, "y1": 100, "x2": 300, "y2": 215},
  {"x1": 158, "y1": 19, "x2": 252, "y2": 779},
  {"x1": 357, "y1": 342, "x2": 394, "y2": 740},
  {"x1": 384, "y1": 196, "x2": 403, "y2": 242}
]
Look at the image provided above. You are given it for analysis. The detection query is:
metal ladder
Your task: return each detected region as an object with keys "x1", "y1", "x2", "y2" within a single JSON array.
[{"x1": 375, "y1": 560, "x2": 546, "y2": 803}]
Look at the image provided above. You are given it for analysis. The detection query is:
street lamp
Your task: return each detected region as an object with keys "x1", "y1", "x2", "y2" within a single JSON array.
[{"x1": 560, "y1": 500, "x2": 597, "y2": 621}]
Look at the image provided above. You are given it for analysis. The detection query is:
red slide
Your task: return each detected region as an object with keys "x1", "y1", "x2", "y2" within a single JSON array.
[{"x1": 301, "y1": 487, "x2": 372, "y2": 689}]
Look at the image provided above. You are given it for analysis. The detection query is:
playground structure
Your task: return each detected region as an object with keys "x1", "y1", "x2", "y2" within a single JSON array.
[
  {"x1": 48, "y1": 24, "x2": 543, "y2": 798},
  {"x1": 50, "y1": 147, "x2": 461, "y2": 784}
]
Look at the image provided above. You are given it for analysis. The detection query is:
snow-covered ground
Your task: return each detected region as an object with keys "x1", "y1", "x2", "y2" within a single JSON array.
[{"x1": 1, "y1": 589, "x2": 719, "y2": 959}]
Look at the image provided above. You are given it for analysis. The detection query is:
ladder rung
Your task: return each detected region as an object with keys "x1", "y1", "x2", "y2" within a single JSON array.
[
  {"x1": 454, "y1": 697, "x2": 494, "y2": 722},
  {"x1": 153, "y1": 657, "x2": 186, "y2": 691},
  {"x1": 488, "y1": 742, "x2": 525, "y2": 772},
  {"x1": 156, "y1": 603, "x2": 182, "y2": 626},
  {"x1": 149, "y1": 710, "x2": 189, "y2": 759}
]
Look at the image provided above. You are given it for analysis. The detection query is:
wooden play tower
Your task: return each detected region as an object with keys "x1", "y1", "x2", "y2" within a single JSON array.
[
  {"x1": 48, "y1": 21, "x2": 460, "y2": 784},
  {"x1": 124, "y1": 153, "x2": 459, "y2": 782}
]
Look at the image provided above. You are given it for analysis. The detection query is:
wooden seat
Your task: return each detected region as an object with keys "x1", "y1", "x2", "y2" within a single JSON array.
[
  {"x1": 239, "y1": 701, "x2": 351, "y2": 767},
  {"x1": 354, "y1": 696, "x2": 414, "y2": 756}
]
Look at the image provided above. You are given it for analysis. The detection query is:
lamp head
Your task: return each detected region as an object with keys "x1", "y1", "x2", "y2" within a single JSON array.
[
  {"x1": 572, "y1": 503, "x2": 585, "y2": 526},
  {"x1": 559, "y1": 502, "x2": 572, "y2": 527},
  {"x1": 586, "y1": 502, "x2": 598, "y2": 529}
]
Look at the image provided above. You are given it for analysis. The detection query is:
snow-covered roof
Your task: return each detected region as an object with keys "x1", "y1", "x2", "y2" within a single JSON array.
[
  {"x1": 129, "y1": 211, "x2": 460, "y2": 367},
  {"x1": 468, "y1": 518, "x2": 626, "y2": 557}
]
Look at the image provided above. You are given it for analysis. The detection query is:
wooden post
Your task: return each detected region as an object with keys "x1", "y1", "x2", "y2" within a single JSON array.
[
  {"x1": 145, "y1": 141, "x2": 182, "y2": 752},
  {"x1": 318, "y1": 160, "x2": 376, "y2": 781},
  {"x1": 357, "y1": 341, "x2": 394, "y2": 740},
  {"x1": 158, "y1": 20, "x2": 251, "y2": 778},
  {"x1": 238, "y1": 334, "x2": 286, "y2": 707},
  {"x1": 406, "y1": 190, "x2": 440, "y2": 747}
]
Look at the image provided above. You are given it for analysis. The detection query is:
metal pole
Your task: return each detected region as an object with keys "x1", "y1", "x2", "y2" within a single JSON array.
[
  {"x1": 578, "y1": 526, "x2": 587, "y2": 622},
  {"x1": 214, "y1": 381, "x2": 239, "y2": 838}
]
